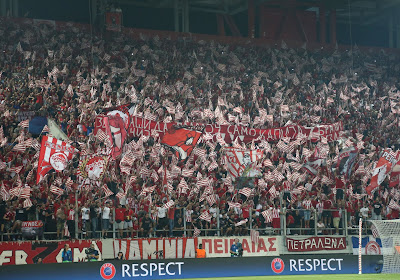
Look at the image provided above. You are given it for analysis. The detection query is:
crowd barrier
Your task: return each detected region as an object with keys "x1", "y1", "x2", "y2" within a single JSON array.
[
  {"x1": 2, "y1": 207, "x2": 371, "y2": 242},
  {"x1": 0, "y1": 255, "x2": 383, "y2": 279}
]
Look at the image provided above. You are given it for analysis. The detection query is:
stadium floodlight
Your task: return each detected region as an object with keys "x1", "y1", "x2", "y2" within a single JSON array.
[{"x1": 369, "y1": 219, "x2": 400, "y2": 274}]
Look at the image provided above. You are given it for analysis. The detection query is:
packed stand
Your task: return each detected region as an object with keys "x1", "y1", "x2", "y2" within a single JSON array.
[{"x1": 0, "y1": 17, "x2": 400, "y2": 241}]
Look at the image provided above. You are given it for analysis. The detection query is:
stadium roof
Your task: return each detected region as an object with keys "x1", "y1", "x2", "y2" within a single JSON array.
[{"x1": 115, "y1": 0, "x2": 400, "y2": 26}]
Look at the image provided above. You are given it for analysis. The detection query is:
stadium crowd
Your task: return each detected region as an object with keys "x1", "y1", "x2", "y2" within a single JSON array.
[{"x1": 0, "y1": 17, "x2": 400, "y2": 241}]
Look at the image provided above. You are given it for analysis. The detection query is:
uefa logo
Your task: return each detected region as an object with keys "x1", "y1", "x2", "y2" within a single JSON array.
[
  {"x1": 100, "y1": 263, "x2": 116, "y2": 280},
  {"x1": 271, "y1": 258, "x2": 285, "y2": 274}
]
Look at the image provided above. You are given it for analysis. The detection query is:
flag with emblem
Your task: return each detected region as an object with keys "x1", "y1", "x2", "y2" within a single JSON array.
[
  {"x1": 367, "y1": 149, "x2": 398, "y2": 195},
  {"x1": 36, "y1": 136, "x2": 77, "y2": 183},
  {"x1": 225, "y1": 147, "x2": 263, "y2": 180},
  {"x1": 161, "y1": 127, "x2": 202, "y2": 161}
]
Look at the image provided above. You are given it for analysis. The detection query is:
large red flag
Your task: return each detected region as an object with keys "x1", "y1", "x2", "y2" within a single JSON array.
[
  {"x1": 36, "y1": 136, "x2": 77, "y2": 183},
  {"x1": 161, "y1": 127, "x2": 202, "y2": 161},
  {"x1": 366, "y1": 149, "x2": 398, "y2": 195}
]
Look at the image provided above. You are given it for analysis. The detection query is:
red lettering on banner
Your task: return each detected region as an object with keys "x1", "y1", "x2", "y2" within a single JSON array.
[
  {"x1": 242, "y1": 239, "x2": 250, "y2": 253},
  {"x1": 257, "y1": 238, "x2": 267, "y2": 252},
  {"x1": 115, "y1": 238, "x2": 195, "y2": 260},
  {"x1": 0, "y1": 240, "x2": 102, "y2": 265},
  {"x1": 286, "y1": 237, "x2": 347, "y2": 252},
  {"x1": 214, "y1": 239, "x2": 223, "y2": 254},
  {"x1": 127, "y1": 116, "x2": 342, "y2": 144},
  {"x1": 268, "y1": 238, "x2": 277, "y2": 252},
  {"x1": 203, "y1": 239, "x2": 212, "y2": 254}
]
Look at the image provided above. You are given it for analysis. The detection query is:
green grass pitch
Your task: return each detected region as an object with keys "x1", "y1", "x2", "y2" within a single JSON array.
[{"x1": 182, "y1": 274, "x2": 399, "y2": 280}]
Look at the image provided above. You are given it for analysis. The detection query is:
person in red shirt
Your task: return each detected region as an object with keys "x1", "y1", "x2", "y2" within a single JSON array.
[
  {"x1": 115, "y1": 204, "x2": 126, "y2": 238},
  {"x1": 168, "y1": 206, "x2": 175, "y2": 237},
  {"x1": 322, "y1": 196, "x2": 332, "y2": 228},
  {"x1": 124, "y1": 205, "x2": 134, "y2": 238},
  {"x1": 241, "y1": 202, "x2": 250, "y2": 220},
  {"x1": 132, "y1": 219, "x2": 139, "y2": 238}
]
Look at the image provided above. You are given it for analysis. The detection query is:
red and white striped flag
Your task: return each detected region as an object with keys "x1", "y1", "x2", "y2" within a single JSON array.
[
  {"x1": 239, "y1": 187, "x2": 253, "y2": 197},
  {"x1": 18, "y1": 119, "x2": 30, "y2": 128},
  {"x1": 181, "y1": 168, "x2": 193, "y2": 177},
  {"x1": 227, "y1": 201, "x2": 241, "y2": 209},
  {"x1": 250, "y1": 229, "x2": 259, "y2": 244},
  {"x1": 388, "y1": 199, "x2": 400, "y2": 211},
  {"x1": 9, "y1": 186, "x2": 23, "y2": 198},
  {"x1": 1, "y1": 183, "x2": 10, "y2": 201},
  {"x1": 370, "y1": 224, "x2": 379, "y2": 238},
  {"x1": 65, "y1": 177, "x2": 73, "y2": 191},
  {"x1": 208, "y1": 161, "x2": 218, "y2": 172},
  {"x1": 102, "y1": 184, "x2": 114, "y2": 197},
  {"x1": 50, "y1": 185, "x2": 64, "y2": 196},
  {"x1": 261, "y1": 209, "x2": 273, "y2": 223},
  {"x1": 193, "y1": 226, "x2": 201, "y2": 238},
  {"x1": 235, "y1": 219, "x2": 248, "y2": 227},
  {"x1": 20, "y1": 185, "x2": 31, "y2": 199},
  {"x1": 7, "y1": 165, "x2": 23, "y2": 174},
  {"x1": 23, "y1": 198, "x2": 33, "y2": 208},
  {"x1": 12, "y1": 143, "x2": 26, "y2": 153},
  {"x1": 206, "y1": 194, "x2": 217, "y2": 206},
  {"x1": 116, "y1": 192, "x2": 125, "y2": 199},
  {"x1": 199, "y1": 210, "x2": 212, "y2": 223},
  {"x1": 163, "y1": 200, "x2": 175, "y2": 209},
  {"x1": 0, "y1": 161, "x2": 6, "y2": 170},
  {"x1": 42, "y1": 125, "x2": 50, "y2": 133}
]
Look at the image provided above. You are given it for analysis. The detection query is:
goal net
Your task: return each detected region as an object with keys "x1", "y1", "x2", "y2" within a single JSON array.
[{"x1": 370, "y1": 219, "x2": 400, "y2": 274}]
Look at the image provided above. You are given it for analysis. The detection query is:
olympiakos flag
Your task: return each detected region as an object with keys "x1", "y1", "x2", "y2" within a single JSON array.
[
  {"x1": 95, "y1": 105, "x2": 133, "y2": 159},
  {"x1": 389, "y1": 159, "x2": 400, "y2": 188},
  {"x1": 366, "y1": 149, "x2": 398, "y2": 195},
  {"x1": 225, "y1": 147, "x2": 263, "y2": 180},
  {"x1": 336, "y1": 146, "x2": 358, "y2": 178},
  {"x1": 77, "y1": 154, "x2": 109, "y2": 182},
  {"x1": 161, "y1": 127, "x2": 202, "y2": 161},
  {"x1": 36, "y1": 136, "x2": 77, "y2": 183}
]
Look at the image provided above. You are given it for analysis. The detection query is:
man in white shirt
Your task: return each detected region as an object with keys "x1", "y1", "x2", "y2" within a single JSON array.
[
  {"x1": 81, "y1": 202, "x2": 90, "y2": 239},
  {"x1": 102, "y1": 202, "x2": 111, "y2": 238},
  {"x1": 157, "y1": 204, "x2": 168, "y2": 235}
]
